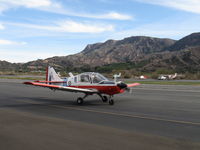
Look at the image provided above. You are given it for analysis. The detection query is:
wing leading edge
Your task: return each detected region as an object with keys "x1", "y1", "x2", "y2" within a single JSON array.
[{"x1": 24, "y1": 82, "x2": 98, "y2": 94}]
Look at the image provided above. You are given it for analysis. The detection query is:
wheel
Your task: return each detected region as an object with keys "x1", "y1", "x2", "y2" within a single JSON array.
[
  {"x1": 109, "y1": 99, "x2": 114, "y2": 105},
  {"x1": 102, "y1": 96, "x2": 108, "y2": 102},
  {"x1": 77, "y1": 97, "x2": 84, "y2": 105}
]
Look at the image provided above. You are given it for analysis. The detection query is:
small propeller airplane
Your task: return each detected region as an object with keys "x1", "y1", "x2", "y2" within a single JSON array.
[{"x1": 24, "y1": 66, "x2": 140, "y2": 105}]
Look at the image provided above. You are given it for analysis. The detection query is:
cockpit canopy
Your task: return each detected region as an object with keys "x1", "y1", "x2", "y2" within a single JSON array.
[{"x1": 79, "y1": 72, "x2": 108, "y2": 83}]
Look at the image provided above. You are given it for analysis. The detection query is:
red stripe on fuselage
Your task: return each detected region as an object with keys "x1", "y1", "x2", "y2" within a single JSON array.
[
  {"x1": 25, "y1": 81, "x2": 124, "y2": 95},
  {"x1": 70, "y1": 85, "x2": 123, "y2": 95}
]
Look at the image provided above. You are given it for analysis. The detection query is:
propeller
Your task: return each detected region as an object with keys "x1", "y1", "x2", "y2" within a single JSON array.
[
  {"x1": 117, "y1": 82, "x2": 131, "y2": 93},
  {"x1": 117, "y1": 82, "x2": 127, "y2": 89},
  {"x1": 117, "y1": 82, "x2": 140, "y2": 94}
]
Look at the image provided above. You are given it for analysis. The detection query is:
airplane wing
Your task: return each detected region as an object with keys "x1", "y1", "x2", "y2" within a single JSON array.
[
  {"x1": 127, "y1": 83, "x2": 140, "y2": 87},
  {"x1": 24, "y1": 82, "x2": 98, "y2": 94},
  {"x1": 34, "y1": 80, "x2": 67, "y2": 83}
]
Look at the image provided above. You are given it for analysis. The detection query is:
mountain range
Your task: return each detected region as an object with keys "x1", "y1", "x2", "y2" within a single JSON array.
[{"x1": 1, "y1": 32, "x2": 200, "y2": 74}]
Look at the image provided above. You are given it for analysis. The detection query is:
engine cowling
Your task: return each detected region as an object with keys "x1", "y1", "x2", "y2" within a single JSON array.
[{"x1": 117, "y1": 82, "x2": 127, "y2": 89}]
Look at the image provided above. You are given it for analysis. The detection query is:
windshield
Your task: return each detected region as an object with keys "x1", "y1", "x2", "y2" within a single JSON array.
[{"x1": 92, "y1": 73, "x2": 108, "y2": 83}]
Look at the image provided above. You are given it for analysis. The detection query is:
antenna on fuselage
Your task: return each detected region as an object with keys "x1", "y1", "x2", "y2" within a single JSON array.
[{"x1": 113, "y1": 73, "x2": 121, "y2": 82}]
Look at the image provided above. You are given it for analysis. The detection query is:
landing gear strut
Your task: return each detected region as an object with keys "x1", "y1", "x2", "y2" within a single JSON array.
[
  {"x1": 77, "y1": 94, "x2": 88, "y2": 105},
  {"x1": 98, "y1": 94, "x2": 114, "y2": 105},
  {"x1": 77, "y1": 94, "x2": 115, "y2": 105},
  {"x1": 98, "y1": 94, "x2": 108, "y2": 103},
  {"x1": 108, "y1": 96, "x2": 114, "y2": 105},
  {"x1": 102, "y1": 96, "x2": 108, "y2": 102}
]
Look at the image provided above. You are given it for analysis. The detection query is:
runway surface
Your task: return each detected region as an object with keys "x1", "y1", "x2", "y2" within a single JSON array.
[{"x1": 0, "y1": 79, "x2": 200, "y2": 150}]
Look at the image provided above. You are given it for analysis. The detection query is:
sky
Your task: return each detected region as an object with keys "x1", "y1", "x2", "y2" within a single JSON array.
[{"x1": 0, "y1": 0, "x2": 200, "y2": 63}]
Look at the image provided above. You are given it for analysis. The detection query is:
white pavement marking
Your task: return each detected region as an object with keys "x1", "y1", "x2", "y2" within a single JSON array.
[{"x1": 16, "y1": 99, "x2": 200, "y2": 126}]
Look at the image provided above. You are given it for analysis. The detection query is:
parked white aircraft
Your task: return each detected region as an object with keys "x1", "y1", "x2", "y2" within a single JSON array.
[{"x1": 158, "y1": 73, "x2": 177, "y2": 80}]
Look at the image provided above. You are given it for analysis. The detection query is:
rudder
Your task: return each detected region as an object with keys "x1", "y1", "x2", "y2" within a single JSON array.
[{"x1": 46, "y1": 66, "x2": 62, "y2": 82}]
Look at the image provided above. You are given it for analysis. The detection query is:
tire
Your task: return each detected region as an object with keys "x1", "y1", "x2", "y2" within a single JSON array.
[
  {"x1": 77, "y1": 97, "x2": 84, "y2": 105},
  {"x1": 102, "y1": 96, "x2": 108, "y2": 102},
  {"x1": 109, "y1": 99, "x2": 114, "y2": 105}
]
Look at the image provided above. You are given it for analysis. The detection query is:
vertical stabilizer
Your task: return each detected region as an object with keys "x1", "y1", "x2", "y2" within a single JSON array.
[{"x1": 46, "y1": 66, "x2": 62, "y2": 82}]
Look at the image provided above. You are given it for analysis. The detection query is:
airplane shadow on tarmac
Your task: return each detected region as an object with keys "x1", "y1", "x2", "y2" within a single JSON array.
[{"x1": 1, "y1": 96, "x2": 112, "y2": 110}]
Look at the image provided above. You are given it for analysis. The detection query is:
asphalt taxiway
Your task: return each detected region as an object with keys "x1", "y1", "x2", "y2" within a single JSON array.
[{"x1": 0, "y1": 79, "x2": 200, "y2": 150}]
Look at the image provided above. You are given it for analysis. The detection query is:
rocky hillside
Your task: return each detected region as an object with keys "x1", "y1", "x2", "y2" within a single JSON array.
[
  {"x1": 0, "y1": 61, "x2": 19, "y2": 72},
  {"x1": 21, "y1": 36, "x2": 176, "y2": 70},
  {"x1": 168, "y1": 33, "x2": 200, "y2": 51},
  {"x1": 77, "y1": 36, "x2": 175, "y2": 66},
  {"x1": 1, "y1": 32, "x2": 200, "y2": 73},
  {"x1": 141, "y1": 46, "x2": 200, "y2": 72},
  {"x1": 150, "y1": 33, "x2": 200, "y2": 73}
]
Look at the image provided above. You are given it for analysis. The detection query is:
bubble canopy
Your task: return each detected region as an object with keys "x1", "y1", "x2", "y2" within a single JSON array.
[{"x1": 79, "y1": 72, "x2": 108, "y2": 83}]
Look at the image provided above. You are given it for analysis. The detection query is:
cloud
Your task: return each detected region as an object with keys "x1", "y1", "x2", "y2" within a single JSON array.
[
  {"x1": 0, "y1": 24, "x2": 5, "y2": 30},
  {"x1": 109, "y1": 15, "x2": 200, "y2": 40},
  {"x1": 0, "y1": 0, "x2": 52, "y2": 8},
  {"x1": 57, "y1": 21, "x2": 114, "y2": 33},
  {"x1": 33, "y1": 6, "x2": 133, "y2": 20},
  {"x1": 83, "y1": 12, "x2": 133, "y2": 20},
  {"x1": 9, "y1": 20, "x2": 114, "y2": 33},
  {"x1": 136, "y1": 0, "x2": 200, "y2": 14},
  {"x1": 0, "y1": 39, "x2": 27, "y2": 45},
  {"x1": 0, "y1": 0, "x2": 132, "y2": 20},
  {"x1": 0, "y1": 0, "x2": 61, "y2": 13},
  {"x1": 0, "y1": 50, "x2": 69, "y2": 63}
]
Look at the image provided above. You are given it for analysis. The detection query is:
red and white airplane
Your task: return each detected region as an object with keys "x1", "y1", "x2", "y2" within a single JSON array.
[{"x1": 24, "y1": 66, "x2": 140, "y2": 105}]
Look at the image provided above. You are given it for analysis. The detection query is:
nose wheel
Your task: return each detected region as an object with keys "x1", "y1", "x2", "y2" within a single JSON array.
[
  {"x1": 108, "y1": 99, "x2": 114, "y2": 105},
  {"x1": 102, "y1": 96, "x2": 108, "y2": 102},
  {"x1": 108, "y1": 95, "x2": 114, "y2": 105}
]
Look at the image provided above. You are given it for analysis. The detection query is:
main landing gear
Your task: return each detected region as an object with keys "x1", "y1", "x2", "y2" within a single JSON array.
[
  {"x1": 77, "y1": 97, "x2": 84, "y2": 105},
  {"x1": 108, "y1": 96, "x2": 114, "y2": 105},
  {"x1": 77, "y1": 94, "x2": 88, "y2": 105},
  {"x1": 108, "y1": 98, "x2": 114, "y2": 105},
  {"x1": 98, "y1": 94, "x2": 114, "y2": 105},
  {"x1": 76, "y1": 94, "x2": 115, "y2": 105}
]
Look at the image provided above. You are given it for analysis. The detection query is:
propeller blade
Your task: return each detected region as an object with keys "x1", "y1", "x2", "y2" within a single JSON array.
[
  {"x1": 124, "y1": 87, "x2": 133, "y2": 94},
  {"x1": 127, "y1": 83, "x2": 140, "y2": 87}
]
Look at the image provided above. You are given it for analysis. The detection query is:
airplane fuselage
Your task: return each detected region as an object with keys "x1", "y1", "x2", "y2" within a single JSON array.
[
  {"x1": 24, "y1": 67, "x2": 139, "y2": 105},
  {"x1": 70, "y1": 85, "x2": 124, "y2": 95}
]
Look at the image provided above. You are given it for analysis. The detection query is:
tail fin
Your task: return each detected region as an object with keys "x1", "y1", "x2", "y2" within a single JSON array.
[{"x1": 46, "y1": 66, "x2": 62, "y2": 82}]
